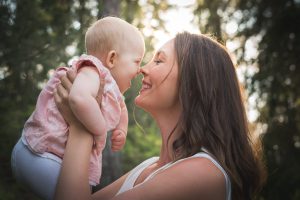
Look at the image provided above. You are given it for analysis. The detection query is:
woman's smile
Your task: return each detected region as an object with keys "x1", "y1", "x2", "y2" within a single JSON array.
[{"x1": 140, "y1": 80, "x2": 152, "y2": 94}]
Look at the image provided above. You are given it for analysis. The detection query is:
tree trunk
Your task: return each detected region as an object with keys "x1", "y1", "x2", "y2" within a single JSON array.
[{"x1": 100, "y1": 0, "x2": 120, "y2": 17}]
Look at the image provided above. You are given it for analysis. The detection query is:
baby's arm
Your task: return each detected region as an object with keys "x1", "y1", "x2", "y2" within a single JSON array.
[
  {"x1": 111, "y1": 100, "x2": 128, "y2": 151},
  {"x1": 68, "y1": 67, "x2": 106, "y2": 141}
]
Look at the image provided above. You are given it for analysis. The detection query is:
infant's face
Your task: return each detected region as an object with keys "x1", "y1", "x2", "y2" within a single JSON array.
[{"x1": 111, "y1": 39, "x2": 145, "y2": 94}]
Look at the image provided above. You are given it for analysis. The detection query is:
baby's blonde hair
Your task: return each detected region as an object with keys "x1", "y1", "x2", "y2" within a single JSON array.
[{"x1": 85, "y1": 17, "x2": 142, "y2": 57}]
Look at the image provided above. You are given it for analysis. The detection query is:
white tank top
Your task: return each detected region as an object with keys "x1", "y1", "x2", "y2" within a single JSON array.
[{"x1": 116, "y1": 150, "x2": 232, "y2": 199}]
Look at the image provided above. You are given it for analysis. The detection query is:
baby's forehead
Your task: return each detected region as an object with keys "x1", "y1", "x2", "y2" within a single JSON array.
[{"x1": 121, "y1": 33, "x2": 145, "y2": 51}]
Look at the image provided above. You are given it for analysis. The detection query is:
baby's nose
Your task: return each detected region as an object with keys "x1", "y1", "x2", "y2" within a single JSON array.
[{"x1": 132, "y1": 68, "x2": 142, "y2": 79}]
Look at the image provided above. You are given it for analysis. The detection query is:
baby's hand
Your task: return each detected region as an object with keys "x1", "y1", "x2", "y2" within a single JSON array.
[{"x1": 111, "y1": 129, "x2": 126, "y2": 152}]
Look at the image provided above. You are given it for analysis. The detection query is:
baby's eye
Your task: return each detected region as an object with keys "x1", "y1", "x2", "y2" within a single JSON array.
[{"x1": 154, "y1": 60, "x2": 162, "y2": 65}]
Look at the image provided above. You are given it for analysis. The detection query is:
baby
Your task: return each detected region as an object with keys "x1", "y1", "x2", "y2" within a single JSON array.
[{"x1": 11, "y1": 17, "x2": 145, "y2": 200}]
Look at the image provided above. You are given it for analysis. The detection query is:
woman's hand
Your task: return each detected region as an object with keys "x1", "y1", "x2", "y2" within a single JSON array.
[{"x1": 54, "y1": 68, "x2": 79, "y2": 125}]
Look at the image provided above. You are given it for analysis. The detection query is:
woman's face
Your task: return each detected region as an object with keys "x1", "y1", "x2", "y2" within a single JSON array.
[{"x1": 135, "y1": 39, "x2": 179, "y2": 113}]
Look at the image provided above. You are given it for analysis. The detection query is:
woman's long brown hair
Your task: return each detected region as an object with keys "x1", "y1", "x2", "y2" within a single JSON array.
[{"x1": 173, "y1": 32, "x2": 266, "y2": 200}]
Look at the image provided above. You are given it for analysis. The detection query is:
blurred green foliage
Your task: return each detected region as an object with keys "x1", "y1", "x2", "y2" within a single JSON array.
[{"x1": 1, "y1": 0, "x2": 299, "y2": 199}]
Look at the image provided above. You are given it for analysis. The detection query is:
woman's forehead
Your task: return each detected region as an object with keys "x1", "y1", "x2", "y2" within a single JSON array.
[{"x1": 157, "y1": 39, "x2": 174, "y2": 57}]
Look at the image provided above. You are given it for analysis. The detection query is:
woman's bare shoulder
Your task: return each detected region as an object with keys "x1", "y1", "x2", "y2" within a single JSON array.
[
  {"x1": 112, "y1": 157, "x2": 226, "y2": 200},
  {"x1": 156, "y1": 157, "x2": 226, "y2": 199}
]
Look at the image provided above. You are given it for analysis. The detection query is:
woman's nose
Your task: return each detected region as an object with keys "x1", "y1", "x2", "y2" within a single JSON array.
[{"x1": 140, "y1": 64, "x2": 149, "y2": 76}]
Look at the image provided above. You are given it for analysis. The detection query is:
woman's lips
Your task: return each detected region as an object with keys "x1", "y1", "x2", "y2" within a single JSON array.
[{"x1": 140, "y1": 80, "x2": 152, "y2": 93}]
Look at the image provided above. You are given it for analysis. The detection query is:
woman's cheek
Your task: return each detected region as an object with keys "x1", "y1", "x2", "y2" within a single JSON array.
[{"x1": 159, "y1": 85, "x2": 179, "y2": 108}]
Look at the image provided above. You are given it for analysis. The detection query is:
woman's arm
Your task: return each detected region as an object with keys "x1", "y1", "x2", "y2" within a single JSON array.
[
  {"x1": 55, "y1": 123, "x2": 94, "y2": 200},
  {"x1": 55, "y1": 120, "x2": 129, "y2": 200}
]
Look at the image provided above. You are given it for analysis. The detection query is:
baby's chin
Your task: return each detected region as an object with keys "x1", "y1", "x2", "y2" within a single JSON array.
[
  {"x1": 120, "y1": 88, "x2": 126, "y2": 94},
  {"x1": 120, "y1": 84, "x2": 130, "y2": 94}
]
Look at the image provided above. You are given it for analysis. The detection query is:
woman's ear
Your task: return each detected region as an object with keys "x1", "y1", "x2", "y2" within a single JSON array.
[{"x1": 106, "y1": 50, "x2": 117, "y2": 69}]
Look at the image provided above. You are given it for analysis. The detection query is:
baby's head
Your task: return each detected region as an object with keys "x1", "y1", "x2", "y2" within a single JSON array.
[{"x1": 85, "y1": 17, "x2": 145, "y2": 93}]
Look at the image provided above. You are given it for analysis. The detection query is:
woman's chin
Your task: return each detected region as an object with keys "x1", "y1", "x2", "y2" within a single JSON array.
[
  {"x1": 134, "y1": 95, "x2": 143, "y2": 107},
  {"x1": 135, "y1": 94, "x2": 149, "y2": 109}
]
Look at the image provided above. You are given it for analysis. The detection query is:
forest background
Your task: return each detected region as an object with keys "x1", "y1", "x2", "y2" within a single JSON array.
[{"x1": 0, "y1": 0, "x2": 299, "y2": 199}]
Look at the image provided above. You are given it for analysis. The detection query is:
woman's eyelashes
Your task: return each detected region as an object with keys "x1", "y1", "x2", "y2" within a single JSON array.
[{"x1": 154, "y1": 59, "x2": 162, "y2": 65}]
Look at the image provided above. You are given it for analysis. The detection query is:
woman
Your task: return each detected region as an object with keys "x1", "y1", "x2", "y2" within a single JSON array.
[{"x1": 54, "y1": 32, "x2": 266, "y2": 200}]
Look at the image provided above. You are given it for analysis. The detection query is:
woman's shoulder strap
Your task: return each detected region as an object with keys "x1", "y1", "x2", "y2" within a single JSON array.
[{"x1": 116, "y1": 157, "x2": 159, "y2": 195}]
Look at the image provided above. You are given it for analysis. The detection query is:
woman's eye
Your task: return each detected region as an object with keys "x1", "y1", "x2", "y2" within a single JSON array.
[{"x1": 154, "y1": 60, "x2": 162, "y2": 65}]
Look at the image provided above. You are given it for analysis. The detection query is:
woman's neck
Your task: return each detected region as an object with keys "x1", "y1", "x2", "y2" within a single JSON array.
[{"x1": 151, "y1": 107, "x2": 181, "y2": 167}]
